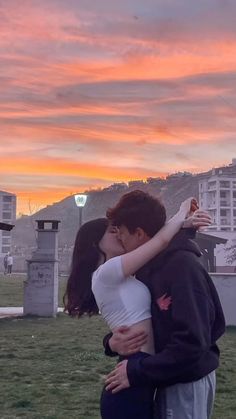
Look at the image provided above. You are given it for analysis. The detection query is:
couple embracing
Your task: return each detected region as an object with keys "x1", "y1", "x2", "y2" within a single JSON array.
[{"x1": 64, "y1": 190, "x2": 225, "y2": 419}]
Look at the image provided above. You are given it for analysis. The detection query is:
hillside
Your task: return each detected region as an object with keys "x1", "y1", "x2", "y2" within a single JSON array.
[{"x1": 12, "y1": 173, "x2": 202, "y2": 251}]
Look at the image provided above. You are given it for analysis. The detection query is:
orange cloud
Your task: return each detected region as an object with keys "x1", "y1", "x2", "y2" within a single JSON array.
[{"x1": 0, "y1": 155, "x2": 164, "y2": 181}]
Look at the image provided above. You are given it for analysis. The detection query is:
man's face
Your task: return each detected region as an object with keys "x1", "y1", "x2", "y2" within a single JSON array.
[{"x1": 117, "y1": 225, "x2": 149, "y2": 252}]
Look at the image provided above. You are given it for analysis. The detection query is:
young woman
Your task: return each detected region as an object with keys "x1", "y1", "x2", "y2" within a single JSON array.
[{"x1": 64, "y1": 197, "x2": 211, "y2": 419}]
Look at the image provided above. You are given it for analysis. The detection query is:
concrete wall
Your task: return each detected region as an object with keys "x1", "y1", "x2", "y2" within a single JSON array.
[
  {"x1": 0, "y1": 252, "x2": 71, "y2": 274},
  {"x1": 211, "y1": 273, "x2": 236, "y2": 326},
  {"x1": 1, "y1": 256, "x2": 235, "y2": 326}
]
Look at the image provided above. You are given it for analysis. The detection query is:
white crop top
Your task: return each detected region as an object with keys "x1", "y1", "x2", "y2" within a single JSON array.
[{"x1": 92, "y1": 256, "x2": 151, "y2": 330}]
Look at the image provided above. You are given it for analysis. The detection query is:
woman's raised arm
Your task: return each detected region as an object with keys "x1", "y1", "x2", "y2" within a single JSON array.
[{"x1": 121, "y1": 198, "x2": 211, "y2": 277}]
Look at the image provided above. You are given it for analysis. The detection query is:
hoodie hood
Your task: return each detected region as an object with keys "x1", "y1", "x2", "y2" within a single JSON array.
[
  {"x1": 163, "y1": 228, "x2": 201, "y2": 256},
  {"x1": 137, "y1": 228, "x2": 202, "y2": 278}
]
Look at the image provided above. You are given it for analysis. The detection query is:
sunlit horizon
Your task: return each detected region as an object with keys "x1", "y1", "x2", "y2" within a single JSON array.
[{"x1": 4, "y1": 157, "x2": 231, "y2": 217}]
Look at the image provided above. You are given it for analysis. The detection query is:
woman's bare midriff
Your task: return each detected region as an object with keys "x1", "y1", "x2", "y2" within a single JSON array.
[{"x1": 113, "y1": 318, "x2": 155, "y2": 355}]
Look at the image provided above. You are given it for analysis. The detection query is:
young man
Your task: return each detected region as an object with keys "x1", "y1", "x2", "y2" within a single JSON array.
[
  {"x1": 3, "y1": 253, "x2": 8, "y2": 275},
  {"x1": 103, "y1": 190, "x2": 225, "y2": 419},
  {"x1": 7, "y1": 253, "x2": 13, "y2": 274}
]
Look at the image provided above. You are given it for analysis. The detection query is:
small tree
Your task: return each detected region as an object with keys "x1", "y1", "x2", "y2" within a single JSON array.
[
  {"x1": 225, "y1": 243, "x2": 236, "y2": 265},
  {"x1": 28, "y1": 199, "x2": 44, "y2": 245}
]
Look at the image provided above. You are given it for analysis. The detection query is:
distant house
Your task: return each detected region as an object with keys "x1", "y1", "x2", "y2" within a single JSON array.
[
  {"x1": 108, "y1": 183, "x2": 128, "y2": 192},
  {"x1": 195, "y1": 231, "x2": 227, "y2": 273},
  {"x1": 128, "y1": 180, "x2": 145, "y2": 188},
  {"x1": 167, "y1": 172, "x2": 193, "y2": 181},
  {"x1": 146, "y1": 177, "x2": 165, "y2": 185}
]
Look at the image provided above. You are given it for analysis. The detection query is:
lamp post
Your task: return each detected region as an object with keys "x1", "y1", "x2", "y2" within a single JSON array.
[{"x1": 74, "y1": 194, "x2": 88, "y2": 229}]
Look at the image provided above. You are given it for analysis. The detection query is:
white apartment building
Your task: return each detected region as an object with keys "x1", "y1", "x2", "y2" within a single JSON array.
[
  {"x1": 0, "y1": 190, "x2": 16, "y2": 255},
  {"x1": 198, "y1": 160, "x2": 236, "y2": 272},
  {"x1": 199, "y1": 159, "x2": 236, "y2": 234}
]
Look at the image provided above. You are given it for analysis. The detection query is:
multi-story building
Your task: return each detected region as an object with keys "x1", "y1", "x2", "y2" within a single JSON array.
[
  {"x1": 198, "y1": 159, "x2": 236, "y2": 272},
  {"x1": 199, "y1": 159, "x2": 236, "y2": 233},
  {"x1": 0, "y1": 190, "x2": 16, "y2": 255}
]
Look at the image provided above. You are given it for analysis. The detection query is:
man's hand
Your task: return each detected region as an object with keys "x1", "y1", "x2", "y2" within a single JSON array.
[
  {"x1": 105, "y1": 360, "x2": 130, "y2": 393},
  {"x1": 109, "y1": 326, "x2": 148, "y2": 355},
  {"x1": 183, "y1": 209, "x2": 212, "y2": 229}
]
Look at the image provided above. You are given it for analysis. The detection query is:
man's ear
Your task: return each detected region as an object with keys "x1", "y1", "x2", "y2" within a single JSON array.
[{"x1": 135, "y1": 227, "x2": 149, "y2": 243}]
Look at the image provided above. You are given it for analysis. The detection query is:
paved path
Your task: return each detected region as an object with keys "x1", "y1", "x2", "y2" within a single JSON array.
[{"x1": 0, "y1": 307, "x2": 64, "y2": 318}]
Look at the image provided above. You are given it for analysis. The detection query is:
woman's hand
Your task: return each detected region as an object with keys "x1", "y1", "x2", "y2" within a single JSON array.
[
  {"x1": 183, "y1": 209, "x2": 212, "y2": 229},
  {"x1": 179, "y1": 197, "x2": 199, "y2": 218}
]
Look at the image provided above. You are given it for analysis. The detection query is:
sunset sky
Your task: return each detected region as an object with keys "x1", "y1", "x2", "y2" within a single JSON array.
[{"x1": 1, "y1": 0, "x2": 236, "y2": 215}]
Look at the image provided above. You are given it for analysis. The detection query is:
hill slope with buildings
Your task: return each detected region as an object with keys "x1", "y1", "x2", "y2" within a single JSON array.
[
  {"x1": 5, "y1": 159, "x2": 235, "y2": 273},
  {"x1": 12, "y1": 172, "x2": 201, "y2": 252}
]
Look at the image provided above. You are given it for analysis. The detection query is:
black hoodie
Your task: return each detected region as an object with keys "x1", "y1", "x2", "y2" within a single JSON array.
[
  {"x1": 103, "y1": 229, "x2": 225, "y2": 388},
  {"x1": 126, "y1": 229, "x2": 226, "y2": 387}
]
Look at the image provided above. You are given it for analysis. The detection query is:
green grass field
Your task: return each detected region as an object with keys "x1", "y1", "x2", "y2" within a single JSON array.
[
  {"x1": 0, "y1": 275, "x2": 236, "y2": 418},
  {"x1": 0, "y1": 274, "x2": 67, "y2": 307}
]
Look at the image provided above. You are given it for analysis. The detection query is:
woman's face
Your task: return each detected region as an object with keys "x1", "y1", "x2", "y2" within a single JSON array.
[{"x1": 99, "y1": 225, "x2": 125, "y2": 258}]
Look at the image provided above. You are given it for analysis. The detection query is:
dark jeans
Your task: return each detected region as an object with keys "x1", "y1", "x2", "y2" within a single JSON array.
[{"x1": 100, "y1": 352, "x2": 154, "y2": 419}]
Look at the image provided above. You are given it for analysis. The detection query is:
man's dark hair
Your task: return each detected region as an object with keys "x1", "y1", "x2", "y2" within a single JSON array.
[{"x1": 106, "y1": 190, "x2": 166, "y2": 237}]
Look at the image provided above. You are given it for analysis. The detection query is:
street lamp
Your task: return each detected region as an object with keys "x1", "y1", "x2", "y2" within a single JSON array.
[{"x1": 74, "y1": 194, "x2": 88, "y2": 229}]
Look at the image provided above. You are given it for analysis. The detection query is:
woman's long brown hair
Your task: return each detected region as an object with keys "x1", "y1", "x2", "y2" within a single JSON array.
[{"x1": 63, "y1": 218, "x2": 108, "y2": 316}]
